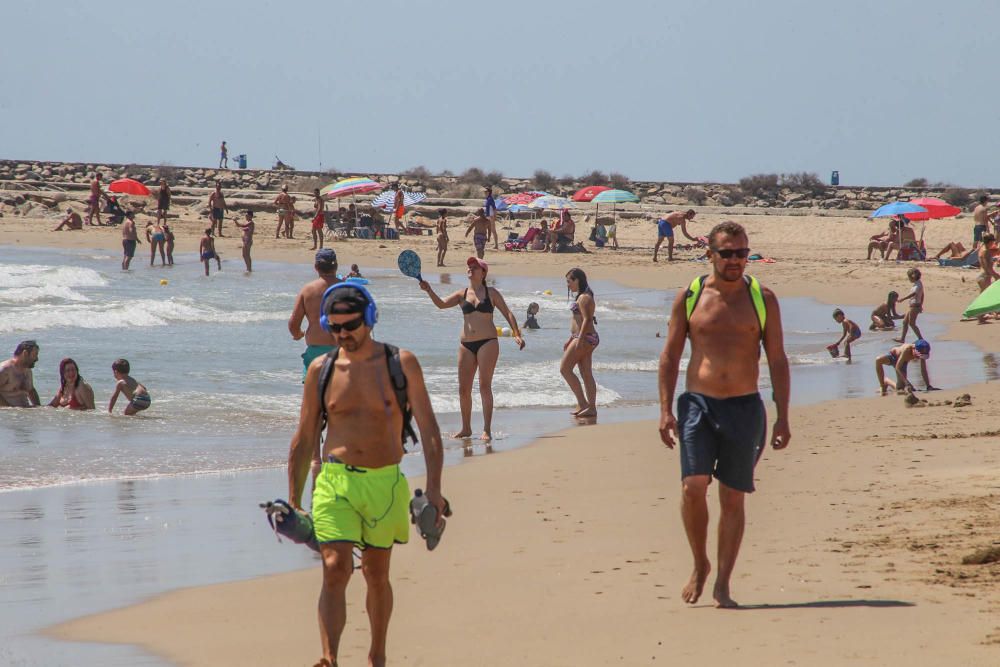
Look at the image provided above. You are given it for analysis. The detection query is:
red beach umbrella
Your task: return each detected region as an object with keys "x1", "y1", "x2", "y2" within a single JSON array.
[
  {"x1": 571, "y1": 185, "x2": 611, "y2": 202},
  {"x1": 502, "y1": 191, "x2": 546, "y2": 206},
  {"x1": 904, "y1": 197, "x2": 961, "y2": 221},
  {"x1": 108, "y1": 178, "x2": 151, "y2": 196}
]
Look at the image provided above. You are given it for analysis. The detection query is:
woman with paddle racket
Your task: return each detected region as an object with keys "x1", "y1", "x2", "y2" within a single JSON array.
[{"x1": 403, "y1": 251, "x2": 524, "y2": 441}]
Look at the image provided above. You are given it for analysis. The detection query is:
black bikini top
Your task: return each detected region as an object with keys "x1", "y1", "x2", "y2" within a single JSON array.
[{"x1": 461, "y1": 287, "x2": 494, "y2": 315}]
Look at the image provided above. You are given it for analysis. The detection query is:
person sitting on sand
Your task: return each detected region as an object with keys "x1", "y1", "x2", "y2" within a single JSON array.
[
  {"x1": 199, "y1": 228, "x2": 222, "y2": 276},
  {"x1": 870, "y1": 291, "x2": 901, "y2": 330},
  {"x1": 894, "y1": 268, "x2": 924, "y2": 343},
  {"x1": 875, "y1": 339, "x2": 938, "y2": 395},
  {"x1": 108, "y1": 358, "x2": 151, "y2": 415},
  {"x1": 531, "y1": 220, "x2": 548, "y2": 251},
  {"x1": 868, "y1": 219, "x2": 898, "y2": 260},
  {"x1": 934, "y1": 240, "x2": 969, "y2": 260},
  {"x1": 53, "y1": 208, "x2": 84, "y2": 231},
  {"x1": 829, "y1": 309, "x2": 862, "y2": 361},
  {"x1": 524, "y1": 302, "x2": 540, "y2": 330},
  {"x1": 48, "y1": 357, "x2": 95, "y2": 410},
  {"x1": 465, "y1": 209, "x2": 491, "y2": 259},
  {"x1": 546, "y1": 210, "x2": 576, "y2": 253}
]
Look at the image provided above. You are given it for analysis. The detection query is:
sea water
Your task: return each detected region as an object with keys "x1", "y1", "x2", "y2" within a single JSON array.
[{"x1": 0, "y1": 246, "x2": 993, "y2": 665}]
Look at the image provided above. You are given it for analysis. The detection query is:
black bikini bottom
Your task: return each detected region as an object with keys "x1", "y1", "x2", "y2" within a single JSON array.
[{"x1": 461, "y1": 338, "x2": 498, "y2": 355}]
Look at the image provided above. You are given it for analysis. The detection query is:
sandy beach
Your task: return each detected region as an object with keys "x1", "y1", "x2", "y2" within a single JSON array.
[{"x1": 2, "y1": 198, "x2": 999, "y2": 665}]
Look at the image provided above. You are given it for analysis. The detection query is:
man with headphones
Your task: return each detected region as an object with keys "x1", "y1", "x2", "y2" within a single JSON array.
[
  {"x1": 289, "y1": 248, "x2": 341, "y2": 381},
  {"x1": 287, "y1": 282, "x2": 446, "y2": 667}
]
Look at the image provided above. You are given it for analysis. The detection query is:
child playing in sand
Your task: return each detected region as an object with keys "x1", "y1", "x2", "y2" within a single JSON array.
[
  {"x1": 894, "y1": 268, "x2": 924, "y2": 343},
  {"x1": 875, "y1": 340, "x2": 938, "y2": 395},
  {"x1": 199, "y1": 228, "x2": 222, "y2": 276},
  {"x1": 828, "y1": 309, "x2": 861, "y2": 361},
  {"x1": 523, "y1": 302, "x2": 540, "y2": 330},
  {"x1": 870, "y1": 291, "x2": 901, "y2": 330},
  {"x1": 108, "y1": 358, "x2": 151, "y2": 415}
]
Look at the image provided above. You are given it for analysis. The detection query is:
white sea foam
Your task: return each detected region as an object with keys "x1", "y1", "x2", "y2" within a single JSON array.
[
  {"x1": 0, "y1": 285, "x2": 91, "y2": 303},
  {"x1": 0, "y1": 264, "x2": 108, "y2": 289}
]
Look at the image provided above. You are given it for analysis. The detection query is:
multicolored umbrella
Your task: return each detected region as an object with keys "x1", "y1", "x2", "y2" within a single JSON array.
[
  {"x1": 572, "y1": 185, "x2": 611, "y2": 202},
  {"x1": 108, "y1": 178, "x2": 151, "y2": 196},
  {"x1": 321, "y1": 177, "x2": 384, "y2": 199},
  {"x1": 502, "y1": 191, "x2": 547, "y2": 206},
  {"x1": 963, "y1": 280, "x2": 1000, "y2": 318},
  {"x1": 528, "y1": 195, "x2": 575, "y2": 210},
  {"x1": 870, "y1": 202, "x2": 927, "y2": 218},
  {"x1": 905, "y1": 197, "x2": 961, "y2": 221},
  {"x1": 371, "y1": 190, "x2": 427, "y2": 210}
]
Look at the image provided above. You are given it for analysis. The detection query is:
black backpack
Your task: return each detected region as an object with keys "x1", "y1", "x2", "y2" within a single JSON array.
[{"x1": 317, "y1": 343, "x2": 418, "y2": 453}]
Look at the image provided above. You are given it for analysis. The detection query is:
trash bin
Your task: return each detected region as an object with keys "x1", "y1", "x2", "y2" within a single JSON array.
[
  {"x1": 238, "y1": 154, "x2": 247, "y2": 169},
  {"x1": 831, "y1": 170, "x2": 840, "y2": 186}
]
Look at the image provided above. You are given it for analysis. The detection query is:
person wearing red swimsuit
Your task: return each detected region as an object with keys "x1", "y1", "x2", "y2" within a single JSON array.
[{"x1": 48, "y1": 358, "x2": 95, "y2": 410}]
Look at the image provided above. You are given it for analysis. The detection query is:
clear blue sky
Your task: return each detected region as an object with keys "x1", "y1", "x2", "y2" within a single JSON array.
[{"x1": 1, "y1": 0, "x2": 995, "y2": 186}]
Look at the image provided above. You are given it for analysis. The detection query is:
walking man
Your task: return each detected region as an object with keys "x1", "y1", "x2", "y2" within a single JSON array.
[
  {"x1": 208, "y1": 181, "x2": 228, "y2": 237},
  {"x1": 288, "y1": 249, "x2": 341, "y2": 381},
  {"x1": 219, "y1": 141, "x2": 228, "y2": 169},
  {"x1": 287, "y1": 283, "x2": 446, "y2": 667},
  {"x1": 484, "y1": 186, "x2": 499, "y2": 250},
  {"x1": 121, "y1": 212, "x2": 140, "y2": 270},
  {"x1": 653, "y1": 209, "x2": 699, "y2": 262},
  {"x1": 657, "y1": 220, "x2": 791, "y2": 608}
]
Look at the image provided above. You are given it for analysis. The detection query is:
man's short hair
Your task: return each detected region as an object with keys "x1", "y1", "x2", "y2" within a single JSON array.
[
  {"x1": 112, "y1": 358, "x2": 130, "y2": 374},
  {"x1": 708, "y1": 220, "x2": 747, "y2": 247},
  {"x1": 983, "y1": 233, "x2": 996, "y2": 245},
  {"x1": 14, "y1": 340, "x2": 38, "y2": 356},
  {"x1": 326, "y1": 285, "x2": 370, "y2": 315},
  {"x1": 980, "y1": 195, "x2": 989, "y2": 204},
  {"x1": 315, "y1": 248, "x2": 338, "y2": 273}
]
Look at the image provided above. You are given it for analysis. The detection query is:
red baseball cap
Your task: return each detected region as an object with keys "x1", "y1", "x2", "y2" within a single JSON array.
[{"x1": 466, "y1": 257, "x2": 489, "y2": 274}]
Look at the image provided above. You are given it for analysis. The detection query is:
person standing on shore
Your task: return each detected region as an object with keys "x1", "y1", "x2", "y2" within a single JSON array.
[
  {"x1": 234, "y1": 211, "x2": 255, "y2": 272},
  {"x1": 658, "y1": 220, "x2": 791, "y2": 608},
  {"x1": 287, "y1": 283, "x2": 446, "y2": 667},
  {"x1": 156, "y1": 179, "x2": 171, "y2": 228},
  {"x1": 121, "y1": 212, "x2": 140, "y2": 270},
  {"x1": 289, "y1": 249, "x2": 340, "y2": 381},
  {"x1": 894, "y1": 268, "x2": 924, "y2": 343},
  {"x1": 484, "y1": 186, "x2": 499, "y2": 250},
  {"x1": 208, "y1": 182, "x2": 228, "y2": 237},
  {"x1": 275, "y1": 185, "x2": 295, "y2": 239},
  {"x1": 561, "y1": 268, "x2": 599, "y2": 418},
  {"x1": 653, "y1": 209, "x2": 699, "y2": 262},
  {"x1": 972, "y1": 195, "x2": 989, "y2": 247},
  {"x1": 86, "y1": 173, "x2": 104, "y2": 226},
  {"x1": 465, "y1": 209, "x2": 491, "y2": 259},
  {"x1": 163, "y1": 218, "x2": 175, "y2": 266},
  {"x1": 392, "y1": 182, "x2": 405, "y2": 233},
  {"x1": 146, "y1": 217, "x2": 167, "y2": 267},
  {"x1": 418, "y1": 257, "x2": 524, "y2": 441},
  {"x1": 0, "y1": 341, "x2": 41, "y2": 408},
  {"x1": 311, "y1": 188, "x2": 326, "y2": 250},
  {"x1": 199, "y1": 228, "x2": 222, "y2": 276},
  {"x1": 436, "y1": 208, "x2": 449, "y2": 266},
  {"x1": 219, "y1": 141, "x2": 228, "y2": 169}
]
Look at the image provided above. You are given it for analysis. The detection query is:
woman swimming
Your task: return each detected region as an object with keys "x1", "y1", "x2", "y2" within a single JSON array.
[
  {"x1": 419, "y1": 256, "x2": 524, "y2": 441},
  {"x1": 48, "y1": 357, "x2": 95, "y2": 410},
  {"x1": 561, "y1": 267, "x2": 599, "y2": 417}
]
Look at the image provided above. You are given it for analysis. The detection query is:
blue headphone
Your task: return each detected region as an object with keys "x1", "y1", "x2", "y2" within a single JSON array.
[{"x1": 319, "y1": 282, "x2": 378, "y2": 332}]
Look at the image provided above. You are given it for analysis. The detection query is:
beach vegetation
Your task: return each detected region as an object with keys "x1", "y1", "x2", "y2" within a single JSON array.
[
  {"x1": 580, "y1": 170, "x2": 608, "y2": 186},
  {"x1": 684, "y1": 186, "x2": 707, "y2": 205},
  {"x1": 533, "y1": 169, "x2": 556, "y2": 191},
  {"x1": 738, "y1": 173, "x2": 779, "y2": 197},
  {"x1": 155, "y1": 162, "x2": 178, "y2": 181},
  {"x1": 558, "y1": 174, "x2": 576, "y2": 187},
  {"x1": 609, "y1": 172, "x2": 630, "y2": 190},
  {"x1": 292, "y1": 175, "x2": 327, "y2": 192},
  {"x1": 459, "y1": 167, "x2": 486, "y2": 184},
  {"x1": 484, "y1": 170, "x2": 505, "y2": 188},
  {"x1": 779, "y1": 172, "x2": 826, "y2": 196},
  {"x1": 719, "y1": 187, "x2": 745, "y2": 205},
  {"x1": 942, "y1": 187, "x2": 973, "y2": 208},
  {"x1": 402, "y1": 165, "x2": 433, "y2": 182},
  {"x1": 904, "y1": 178, "x2": 929, "y2": 188}
]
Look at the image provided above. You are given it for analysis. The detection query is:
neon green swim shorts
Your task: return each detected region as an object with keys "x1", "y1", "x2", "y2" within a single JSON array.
[
  {"x1": 302, "y1": 344, "x2": 335, "y2": 382},
  {"x1": 312, "y1": 462, "x2": 410, "y2": 549}
]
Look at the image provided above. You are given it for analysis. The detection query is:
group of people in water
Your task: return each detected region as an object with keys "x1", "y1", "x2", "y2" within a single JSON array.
[{"x1": 0, "y1": 340, "x2": 150, "y2": 414}]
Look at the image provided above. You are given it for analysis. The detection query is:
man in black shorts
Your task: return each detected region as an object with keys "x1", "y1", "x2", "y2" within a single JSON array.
[{"x1": 657, "y1": 220, "x2": 791, "y2": 608}]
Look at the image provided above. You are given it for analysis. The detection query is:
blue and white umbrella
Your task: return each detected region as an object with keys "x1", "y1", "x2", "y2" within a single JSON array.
[
  {"x1": 870, "y1": 201, "x2": 927, "y2": 219},
  {"x1": 371, "y1": 190, "x2": 428, "y2": 211},
  {"x1": 528, "y1": 195, "x2": 576, "y2": 210}
]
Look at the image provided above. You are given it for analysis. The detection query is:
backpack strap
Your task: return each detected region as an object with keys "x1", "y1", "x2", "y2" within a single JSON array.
[
  {"x1": 684, "y1": 275, "x2": 708, "y2": 323},
  {"x1": 317, "y1": 344, "x2": 417, "y2": 455},
  {"x1": 684, "y1": 274, "x2": 766, "y2": 340}
]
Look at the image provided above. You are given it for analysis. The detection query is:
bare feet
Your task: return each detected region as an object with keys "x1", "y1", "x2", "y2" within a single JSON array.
[
  {"x1": 480, "y1": 430, "x2": 492, "y2": 441},
  {"x1": 451, "y1": 430, "x2": 472, "y2": 439},
  {"x1": 681, "y1": 562, "x2": 711, "y2": 604},
  {"x1": 713, "y1": 581, "x2": 739, "y2": 608},
  {"x1": 570, "y1": 406, "x2": 586, "y2": 416},
  {"x1": 576, "y1": 407, "x2": 597, "y2": 418}
]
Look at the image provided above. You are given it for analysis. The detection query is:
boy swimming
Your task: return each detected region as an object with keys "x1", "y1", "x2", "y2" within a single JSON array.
[{"x1": 108, "y1": 358, "x2": 151, "y2": 415}]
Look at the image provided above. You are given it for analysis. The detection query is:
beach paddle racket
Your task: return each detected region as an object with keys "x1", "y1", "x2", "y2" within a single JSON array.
[{"x1": 398, "y1": 250, "x2": 422, "y2": 281}]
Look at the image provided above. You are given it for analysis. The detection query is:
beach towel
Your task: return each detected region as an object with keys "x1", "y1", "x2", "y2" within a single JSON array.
[{"x1": 938, "y1": 250, "x2": 980, "y2": 268}]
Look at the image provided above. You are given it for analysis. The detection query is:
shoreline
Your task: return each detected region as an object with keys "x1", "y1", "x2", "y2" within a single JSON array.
[{"x1": 4, "y1": 213, "x2": 999, "y2": 664}]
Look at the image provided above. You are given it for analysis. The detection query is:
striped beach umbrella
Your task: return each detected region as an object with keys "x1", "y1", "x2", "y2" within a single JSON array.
[
  {"x1": 371, "y1": 190, "x2": 427, "y2": 210},
  {"x1": 528, "y1": 195, "x2": 576, "y2": 210},
  {"x1": 591, "y1": 189, "x2": 640, "y2": 225},
  {"x1": 320, "y1": 177, "x2": 385, "y2": 200},
  {"x1": 572, "y1": 185, "x2": 611, "y2": 202}
]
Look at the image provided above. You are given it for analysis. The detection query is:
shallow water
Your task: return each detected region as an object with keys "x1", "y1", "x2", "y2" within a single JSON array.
[{"x1": 0, "y1": 246, "x2": 993, "y2": 665}]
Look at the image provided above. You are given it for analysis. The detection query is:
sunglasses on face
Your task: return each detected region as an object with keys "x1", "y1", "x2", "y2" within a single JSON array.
[
  {"x1": 711, "y1": 247, "x2": 751, "y2": 259},
  {"x1": 328, "y1": 315, "x2": 365, "y2": 333}
]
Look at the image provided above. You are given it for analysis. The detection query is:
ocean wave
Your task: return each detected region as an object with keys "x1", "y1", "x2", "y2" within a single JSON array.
[
  {"x1": 0, "y1": 297, "x2": 288, "y2": 333},
  {"x1": 592, "y1": 359, "x2": 661, "y2": 372},
  {"x1": 428, "y1": 385, "x2": 622, "y2": 413},
  {"x1": 0, "y1": 264, "x2": 108, "y2": 289},
  {"x1": 0, "y1": 285, "x2": 91, "y2": 304}
]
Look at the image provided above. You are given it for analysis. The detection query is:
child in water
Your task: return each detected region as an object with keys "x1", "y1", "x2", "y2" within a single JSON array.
[
  {"x1": 347, "y1": 263, "x2": 363, "y2": 278},
  {"x1": 870, "y1": 291, "x2": 901, "y2": 330},
  {"x1": 829, "y1": 308, "x2": 862, "y2": 361},
  {"x1": 523, "y1": 302, "x2": 540, "y2": 330},
  {"x1": 108, "y1": 358, "x2": 151, "y2": 415}
]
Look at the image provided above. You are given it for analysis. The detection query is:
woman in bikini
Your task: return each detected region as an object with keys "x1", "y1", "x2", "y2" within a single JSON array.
[
  {"x1": 419, "y1": 256, "x2": 524, "y2": 441},
  {"x1": 146, "y1": 219, "x2": 166, "y2": 266},
  {"x1": 48, "y1": 358, "x2": 95, "y2": 410},
  {"x1": 561, "y1": 267, "x2": 599, "y2": 417}
]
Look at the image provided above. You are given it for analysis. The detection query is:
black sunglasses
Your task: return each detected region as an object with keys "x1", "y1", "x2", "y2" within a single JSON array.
[
  {"x1": 328, "y1": 315, "x2": 365, "y2": 333},
  {"x1": 711, "y1": 247, "x2": 751, "y2": 259}
]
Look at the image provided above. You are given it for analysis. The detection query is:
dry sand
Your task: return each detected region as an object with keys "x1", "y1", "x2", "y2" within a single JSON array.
[{"x1": 2, "y1": 202, "x2": 998, "y2": 664}]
